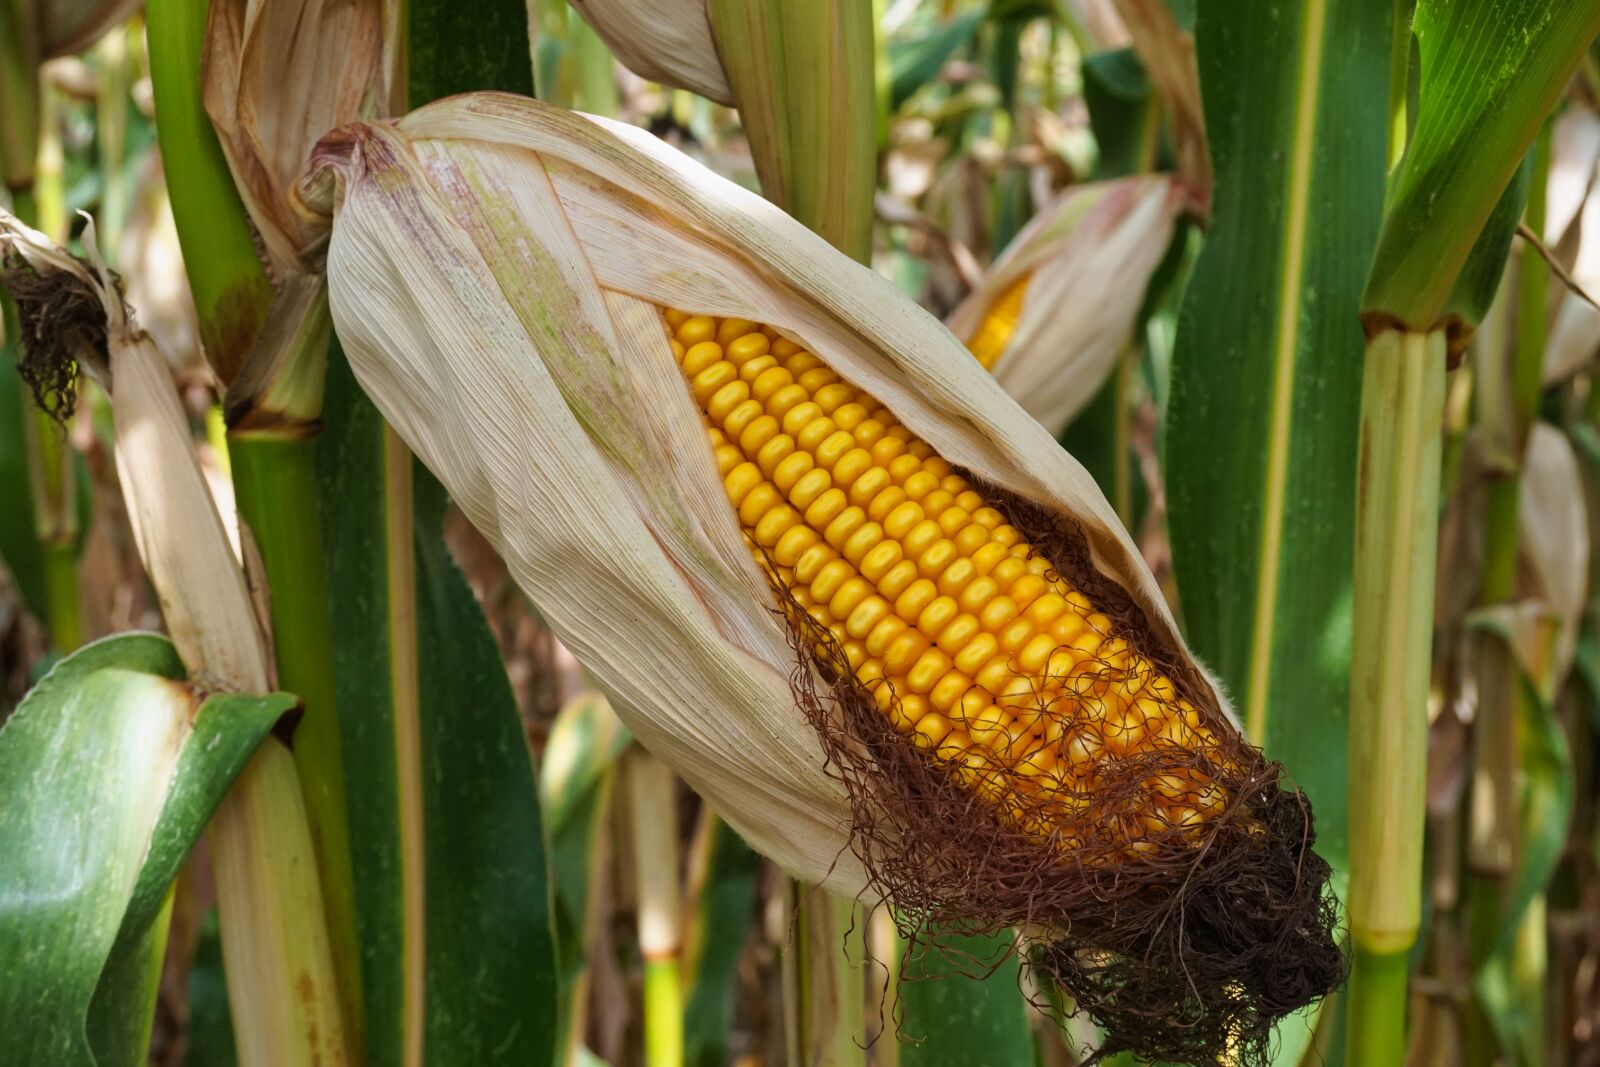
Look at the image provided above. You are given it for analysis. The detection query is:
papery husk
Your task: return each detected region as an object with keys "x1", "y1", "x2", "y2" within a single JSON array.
[
  {"x1": 119, "y1": 156, "x2": 205, "y2": 384},
  {"x1": 567, "y1": 0, "x2": 732, "y2": 105},
  {"x1": 301, "y1": 92, "x2": 1342, "y2": 1064},
  {"x1": 946, "y1": 175, "x2": 1181, "y2": 434},
  {"x1": 1545, "y1": 107, "x2": 1600, "y2": 386},
  {"x1": 1519, "y1": 423, "x2": 1589, "y2": 677},
  {"x1": 202, "y1": 0, "x2": 396, "y2": 276}
]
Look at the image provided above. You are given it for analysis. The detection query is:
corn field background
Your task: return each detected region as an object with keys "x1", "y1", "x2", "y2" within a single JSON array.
[{"x1": 3, "y1": 0, "x2": 1600, "y2": 1065}]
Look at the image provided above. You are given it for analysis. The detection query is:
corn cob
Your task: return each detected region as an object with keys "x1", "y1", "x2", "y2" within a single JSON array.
[{"x1": 666, "y1": 308, "x2": 1226, "y2": 848}]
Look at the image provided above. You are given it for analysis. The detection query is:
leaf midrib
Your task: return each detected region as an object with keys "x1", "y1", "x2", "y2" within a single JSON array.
[{"x1": 1245, "y1": 0, "x2": 1330, "y2": 742}]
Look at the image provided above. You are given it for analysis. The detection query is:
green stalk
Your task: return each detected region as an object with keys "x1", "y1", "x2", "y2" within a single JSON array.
[
  {"x1": 0, "y1": 0, "x2": 37, "y2": 194},
  {"x1": 707, "y1": 6, "x2": 876, "y2": 1059},
  {"x1": 13, "y1": 85, "x2": 83, "y2": 653},
  {"x1": 228, "y1": 430, "x2": 362, "y2": 1031},
  {"x1": 709, "y1": 0, "x2": 877, "y2": 261},
  {"x1": 40, "y1": 541, "x2": 82, "y2": 649},
  {"x1": 1345, "y1": 327, "x2": 1447, "y2": 1061},
  {"x1": 572, "y1": 18, "x2": 619, "y2": 116},
  {"x1": 145, "y1": 0, "x2": 272, "y2": 385},
  {"x1": 94, "y1": 27, "x2": 131, "y2": 260},
  {"x1": 789, "y1": 886, "x2": 866, "y2": 1067},
  {"x1": 626, "y1": 750, "x2": 684, "y2": 1067},
  {"x1": 144, "y1": 0, "x2": 362, "y2": 1042},
  {"x1": 1346, "y1": 949, "x2": 1411, "y2": 1066}
]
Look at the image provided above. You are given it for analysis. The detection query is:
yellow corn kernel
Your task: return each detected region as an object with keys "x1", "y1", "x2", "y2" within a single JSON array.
[{"x1": 668, "y1": 309, "x2": 1224, "y2": 849}]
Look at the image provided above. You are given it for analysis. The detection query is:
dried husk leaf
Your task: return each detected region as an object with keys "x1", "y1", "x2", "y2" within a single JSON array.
[
  {"x1": 202, "y1": 0, "x2": 396, "y2": 275},
  {"x1": 301, "y1": 93, "x2": 1339, "y2": 1063},
  {"x1": 119, "y1": 156, "x2": 205, "y2": 384},
  {"x1": 1519, "y1": 423, "x2": 1588, "y2": 679},
  {"x1": 946, "y1": 175, "x2": 1180, "y2": 434},
  {"x1": 567, "y1": 0, "x2": 733, "y2": 106},
  {"x1": 1545, "y1": 107, "x2": 1600, "y2": 385}
]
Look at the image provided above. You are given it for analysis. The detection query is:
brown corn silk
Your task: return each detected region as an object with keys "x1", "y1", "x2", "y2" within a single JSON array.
[
  {"x1": 667, "y1": 310, "x2": 1342, "y2": 1064},
  {"x1": 301, "y1": 94, "x2": 1342, "y2": 1066}
]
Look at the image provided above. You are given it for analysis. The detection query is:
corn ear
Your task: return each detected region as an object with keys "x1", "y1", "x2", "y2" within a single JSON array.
[
  {"x1": 946, "y1": 175, "x2": 1181, "y2": 434},
  {"x1": 300, "y1": 93, "x2": 1343, "y2": 1064},
  {"x1": 300, "y1": 94, "x2": 1223, "y2": 884}
]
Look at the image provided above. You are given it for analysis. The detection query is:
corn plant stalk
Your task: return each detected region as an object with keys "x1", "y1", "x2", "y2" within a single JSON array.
[
  {"x1": 686, "y1": 6, "x2": 878, "y2": 1058},
  {"x1": 15, "y1": 81, "x2": 83, "y2": 652},
  {"x1": 0, "y1": 214, "x2": 350, "y2": 1064},
  {"x1": 0, "y1": 0, "x2": 37, "y2": 194},
  {"x1": 94, "y1": 27, "x2": 130, "y2": 258},
  {"x1": 144, "y1": 0, "x2": 364, "y2": 1036},
  {"x1": 1345, "y1": 326, "x2": 1447, "y2": 1063},
  {"x1": 144, "y1": 0, "x2": 272, "y2": 383},
  {"x1": 1343, "y1": 4, "x2": 1598, "y2": 1059},
  {"x1": 625, "y1": 749, "x2": 684, "y2": 1067},
  {"x1": 708, "y1": 0, "x2": 877, "y2": 262}
]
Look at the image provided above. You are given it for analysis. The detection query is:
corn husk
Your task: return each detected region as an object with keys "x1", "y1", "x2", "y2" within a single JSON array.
[
  {"x1": 300, "y1": 91, "x2": 1229, "y2": 891},
  {"x1": 567, "y1": 0, "x2": 732, "y2": 105},
  {"x1": 1545, "y1": 107, "x2": 1600, "y2": 386},
  {"x1": 202, "y1": 0, "x2": 398, "y2": 276},
  {"x1": 946, "y1": 175, "x2": 1181, "y2": 434},
  {"x1": 119, "y1": 156, "x2": 205, "y2": 383}
]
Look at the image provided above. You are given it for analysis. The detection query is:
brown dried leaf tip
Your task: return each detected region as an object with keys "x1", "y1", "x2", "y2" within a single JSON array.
[{"x1": 667, "y1": 309, "x2": 1345, "y2": 1067}]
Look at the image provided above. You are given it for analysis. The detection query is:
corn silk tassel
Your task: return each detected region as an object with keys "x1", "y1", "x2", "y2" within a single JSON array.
[
  {"x1": 946, "y1": 176, "x2": 1182, "y2": 435},
  {"x1": 299, "y1": 93, "x2": 1343, "y2": 1066}
]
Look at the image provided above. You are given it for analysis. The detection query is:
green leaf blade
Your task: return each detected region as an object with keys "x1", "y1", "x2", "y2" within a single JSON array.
[
  {"x1": 318, "y1": 349, "x2": 558, "y2": 1066},
  {"x1": 0, "y1": 633, "x2": 284, "y2": 1066},
  {"x1": 1363, "y1": 0, "x2": 1600, "y2": 327},
  {"x1": 1166, "y1": 0, "x2": 1390, "y2": 887}
]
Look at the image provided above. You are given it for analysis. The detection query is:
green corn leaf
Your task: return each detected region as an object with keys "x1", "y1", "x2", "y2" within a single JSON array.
[
  {"x1": 1166, "y1": 6, "x2": 1390, "y2": 1059},
  {"x1": 889, "y1": 11, "x2": 982, "y2": 110},
  {"x1": 1362, "y1": 0, "x2": 1600, "y2": 329},
  {"x1": 898, "y1": 930, "x2": 1032, "y2": 1067},
  {"x1": 1166, "y1": 0, "x2": 1389, "y2": 881},
  {"x1": 0, "y1": 633, "x2": 288, "y2": 1066},
  {"x1": 318, "y1": 349, "x2": 558, "y2": 1065},
  {"x1": 1082, "y1": 47, "x2": 1157, "y2": 180},
  {"x1": 1442, "y1": 152, "x2": 1533, "y2": 334}
]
